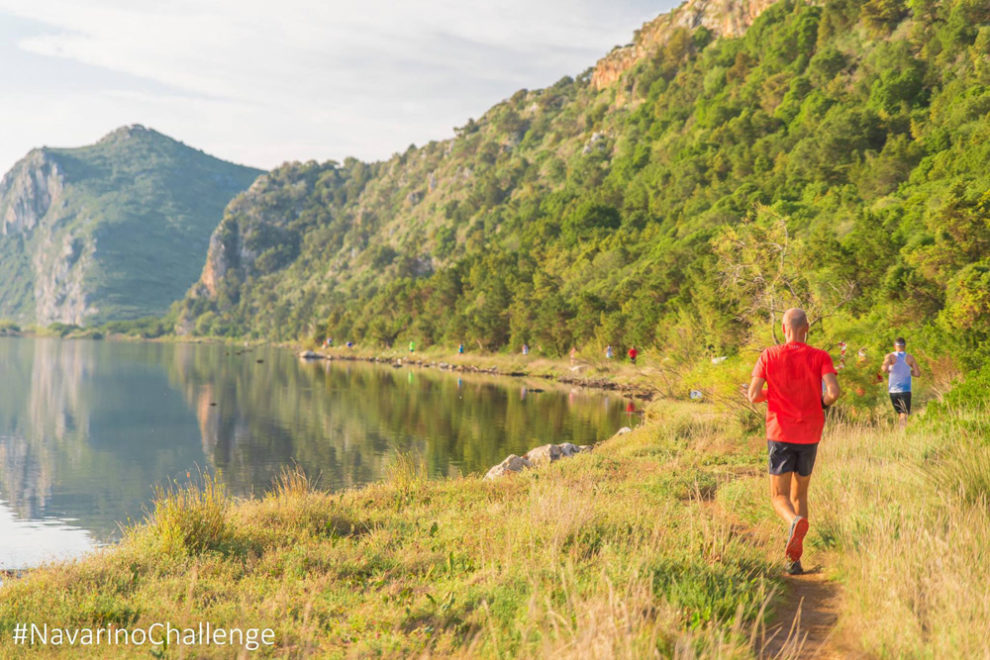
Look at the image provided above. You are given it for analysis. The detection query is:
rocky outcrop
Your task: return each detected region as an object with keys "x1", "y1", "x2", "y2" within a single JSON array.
[
  {"x1": 591, "y1": 0, "x2": 781, "y2": 90},
  {"x1": 189, "y1": 173, "x2": 301, "y2": 303},
  {"x1": 0, "y1": 149, "x2": 63, "y2": 236},
  {"x1": 485, "y1": 454, "x2": 532, "y2": 479},
  {"x1": 32, "y1": 231, "x2": 98, "y2": 325},
  {"x1": 485, "y1": 442, "x2": 592, "y2": 480},
  {"x1": 0, "y1": 149, "x2": 93, "y2": 324}
]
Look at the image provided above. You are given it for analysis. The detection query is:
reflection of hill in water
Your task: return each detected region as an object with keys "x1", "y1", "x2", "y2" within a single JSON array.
[
  {"x1": 0, "y1": 338, "x2": 203, "y2": 541},
  {"x1": 0, "y1": 338, "x2": 632, "y2": 550},
  {"x1": 164, "y1": 347, "x2": 630, "y2": 495}
]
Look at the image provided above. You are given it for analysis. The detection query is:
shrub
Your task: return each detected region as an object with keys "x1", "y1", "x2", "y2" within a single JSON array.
[{"x1": 144, "y1": 473, "x2": 230, "y2": 555}]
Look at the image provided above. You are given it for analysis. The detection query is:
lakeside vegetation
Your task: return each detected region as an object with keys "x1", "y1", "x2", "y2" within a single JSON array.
[{"x1": 2, "y1": 392, "x2": 988, "y2": 658}]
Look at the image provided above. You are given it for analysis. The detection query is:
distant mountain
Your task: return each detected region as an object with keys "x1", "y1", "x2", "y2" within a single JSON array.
[
  {"x1": 178, "y1": 0, "x2": 990, "y2": 360},
  {"x1": 0, "y1": 125, "x2": 263, "y2": 326}
]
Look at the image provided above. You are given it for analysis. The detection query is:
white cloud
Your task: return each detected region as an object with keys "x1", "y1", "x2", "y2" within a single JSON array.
[{"x1": 0, "y1": 0, "x2": 676, "y2": 173}]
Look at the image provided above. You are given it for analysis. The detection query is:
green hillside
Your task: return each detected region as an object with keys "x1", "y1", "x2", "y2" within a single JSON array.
[
  {"x1": 178, "y1": 0, "x2": 990, "y2": 368},
  {"x1": 0, "y1": 125, "x2": 263, "y2": 326}
]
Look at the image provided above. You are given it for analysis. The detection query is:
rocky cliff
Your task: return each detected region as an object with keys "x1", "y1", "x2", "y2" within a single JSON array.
[
  {"x1": 591, "y1": 0, "x2": 781, "y2": 90},
  {"x1": 0, "y1": 126, "x2": 263, "y2": 326}
]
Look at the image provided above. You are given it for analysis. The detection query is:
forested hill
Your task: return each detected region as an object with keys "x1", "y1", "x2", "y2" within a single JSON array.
[
  {"x1": 0, "y1": 125, "x2": 263, "y2": 326},
  {"x1": 178, "y1": 0, "x2": 990, "y2": 366}
]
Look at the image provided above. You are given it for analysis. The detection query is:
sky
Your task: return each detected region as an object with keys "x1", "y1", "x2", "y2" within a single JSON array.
[{"x1": 0, "y1": 1, "x2": 680, "y2": 175}]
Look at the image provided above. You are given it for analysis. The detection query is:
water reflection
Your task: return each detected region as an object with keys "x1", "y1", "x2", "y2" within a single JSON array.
[{"x1": 0, "y1": 338, "x2": 639, "y2": 569}]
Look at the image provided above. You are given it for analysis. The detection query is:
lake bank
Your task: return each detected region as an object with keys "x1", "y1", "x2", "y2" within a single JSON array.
[
  {"x1": 0, "y1": 337, "x2": 640, "y2": 572},
  {"x1": 1, "y1": 400, "x2": 782, "y2": 658},
  {"x1": 2, "y1": 398, "x2": 988, "y2": 657},
  {"x1": 292, "y1": 346, "x2": 662, "y2": 401}
]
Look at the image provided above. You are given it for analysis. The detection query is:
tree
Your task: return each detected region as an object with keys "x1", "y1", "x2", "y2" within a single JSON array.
[{"x1": 712, "y1": 207, "x2": 855, "y2": 342}]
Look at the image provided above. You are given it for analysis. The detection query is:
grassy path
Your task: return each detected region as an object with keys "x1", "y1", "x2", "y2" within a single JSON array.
[{"x1": 762, "y1": 570, "x2": 842, "y2": 659}]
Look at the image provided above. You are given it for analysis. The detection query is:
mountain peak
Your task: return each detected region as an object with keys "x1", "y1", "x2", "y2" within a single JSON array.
[
  {"x1": 96, "y1": 124, "x2": 160, "y2": 145},
  {"x1": 592, "y1": 0, "x2": 781, "y2": 89}
]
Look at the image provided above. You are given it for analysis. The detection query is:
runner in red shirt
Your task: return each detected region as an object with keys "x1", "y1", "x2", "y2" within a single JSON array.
[{"x1": 747, "y1": 308, "x2": 840, "y2": 575}]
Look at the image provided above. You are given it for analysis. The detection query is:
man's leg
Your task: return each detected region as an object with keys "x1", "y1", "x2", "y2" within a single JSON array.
[
  {"x1": 891, "y1": 393, "x2": 909, "y2": 427},
  {"x1": 770, "y1": 473, "x2": 797, "y2": 524},
  {"x1": 790, "y1": 472, "x2": 811, "y2": 519}
]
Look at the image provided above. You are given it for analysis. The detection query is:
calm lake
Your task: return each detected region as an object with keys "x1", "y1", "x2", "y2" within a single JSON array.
[{"x1": 0, "y1": 337, "x2": 640, "y2": 570}]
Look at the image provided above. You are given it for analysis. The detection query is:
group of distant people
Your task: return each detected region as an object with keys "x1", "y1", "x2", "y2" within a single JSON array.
[
  {"x1": 518, "y1": 344, "x2": 640, "y2": 364},
  {"x1": 747, "y1": 308, "x2": 921, "y2": 575}
]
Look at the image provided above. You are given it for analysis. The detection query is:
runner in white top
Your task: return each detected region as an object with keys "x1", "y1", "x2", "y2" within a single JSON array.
[{"x1": 882, "y1": 337, "x2": 921, "y2": 426}]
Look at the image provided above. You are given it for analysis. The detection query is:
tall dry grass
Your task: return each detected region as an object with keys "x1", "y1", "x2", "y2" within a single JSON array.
[{"x1": 811, "y1": 413, "x2": 990, "y2": 656}]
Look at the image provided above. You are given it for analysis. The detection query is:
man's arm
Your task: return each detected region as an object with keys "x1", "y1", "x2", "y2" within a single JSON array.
[
  {"x1": 822, "y1": 372, "x2": 841, "y2": 406},
  {"x1": 881, "y1": 353, "x2": 894, "y2": 373},
  {"x1": 907, "y1": 354, "x2": 921, "y2": 377},
  {"x1": 748, "y1": 377, "x2": 767, "y2": 404}
]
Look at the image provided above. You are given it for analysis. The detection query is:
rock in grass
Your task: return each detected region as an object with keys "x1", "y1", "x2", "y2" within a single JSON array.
[
  {"x1": 524, "y1": 444, "x2": 562, "y2": 466},
  {"x1": 615, "y1": 427, "x2": 633, "y2": 436},
  {"x1": 484, "y1": 455, "x2": 532, "y2": 479},
  {"x1": 486, "y1": 443, "x2": 593, "y2": 478}
]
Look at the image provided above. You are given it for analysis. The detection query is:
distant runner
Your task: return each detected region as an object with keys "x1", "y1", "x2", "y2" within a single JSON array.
[
  {"x1": 882, "y1": 337, "x2": 920, "y2": 426},
  {"x1": 748, "y1": 308, "x2": 840, "y2": 575},
  {"x1": 627, "y1": 346, "x2": 638, "y2": 364}
]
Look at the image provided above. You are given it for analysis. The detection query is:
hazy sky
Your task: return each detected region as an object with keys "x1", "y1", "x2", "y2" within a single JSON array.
[{"x1": 0, "y1": 1, "x2": 679, "y2": 174}]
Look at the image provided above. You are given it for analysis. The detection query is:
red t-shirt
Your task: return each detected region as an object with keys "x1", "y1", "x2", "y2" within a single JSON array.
[{"x1": 752, "y1": 341, "x2": 836, "y2": 445}]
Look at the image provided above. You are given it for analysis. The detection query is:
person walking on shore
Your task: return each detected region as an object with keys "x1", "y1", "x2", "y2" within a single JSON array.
[
  {"x1": 882, "y1": 337, "x2": 920, "y2": 427},
  {"x1": 748, "y1": 308, "x2": 840, "y2": 575}
]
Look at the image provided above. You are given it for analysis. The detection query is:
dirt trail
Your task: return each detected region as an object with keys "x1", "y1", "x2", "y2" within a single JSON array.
[{"x1": 759, "y1": 565, "x2": 855, "y2": 659}]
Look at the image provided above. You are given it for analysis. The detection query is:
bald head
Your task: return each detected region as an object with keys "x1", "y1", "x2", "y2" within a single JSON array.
[{"x1": 782, "y1": 308, "x2": 809, "y2": 342}]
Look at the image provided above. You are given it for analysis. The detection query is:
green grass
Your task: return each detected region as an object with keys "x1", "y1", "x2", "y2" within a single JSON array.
[
  {"x1": 3, "y1": 397, "x2": 987, "y2": 657},
  {"x1": 0, "y1": 402, "x2": 785, "y2": 658}
]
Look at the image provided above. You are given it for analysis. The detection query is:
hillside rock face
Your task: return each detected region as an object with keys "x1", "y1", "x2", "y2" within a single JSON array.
[
  {"x1": 591, "y1": 0, "x2": 780, "y2": 89},
  {"x1": 0, "y1": 126, "x2": 263, "y2": 326},
  {"x1": 0, "y1": 150, "x2": 64, "y2": 236}
]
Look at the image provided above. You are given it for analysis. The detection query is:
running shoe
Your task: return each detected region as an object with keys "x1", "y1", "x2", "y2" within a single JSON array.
[
  {"x1": 785, "y1": 516, "x2": 809, "y2": 562},
  {"x1": 785, "y1": 559, "x2": 804, "y2": 575}
]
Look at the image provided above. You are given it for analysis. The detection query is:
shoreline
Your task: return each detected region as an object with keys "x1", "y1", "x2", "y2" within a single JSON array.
[
  {"x1": 294, "y1": 348, "x2": 659, "y2": 400},
  {"x1": 1, "y1": 330, "x2": 664, "y2": 400}
]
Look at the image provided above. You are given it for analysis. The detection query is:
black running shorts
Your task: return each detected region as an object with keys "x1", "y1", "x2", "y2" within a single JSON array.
[
  {"x1": 890, "y1": 392, "x2": 911, "y2": 415},
  {"x1": 767, "y1": 440, "x2": 819, "y2": 477}
]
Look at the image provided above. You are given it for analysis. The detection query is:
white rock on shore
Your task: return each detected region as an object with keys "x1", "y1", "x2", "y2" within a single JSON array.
[
  {"x1": 485, "y1": 455, "x2": 532, "y2": 479},
  {"x1": 485, "y1": 442, "x2": 592, "y2": 479}
]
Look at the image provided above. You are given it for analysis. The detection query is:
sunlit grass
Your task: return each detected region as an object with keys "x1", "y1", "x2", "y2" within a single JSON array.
[
  {"x1": 0, "y1": 401, "x2": 786, "y2": 658},
  {"x1": 4, "y1": 400, "x2": 985, "y2": 657},
  {"x1": 139, "y1": 471, "x2": 230, "y2": 555}
]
